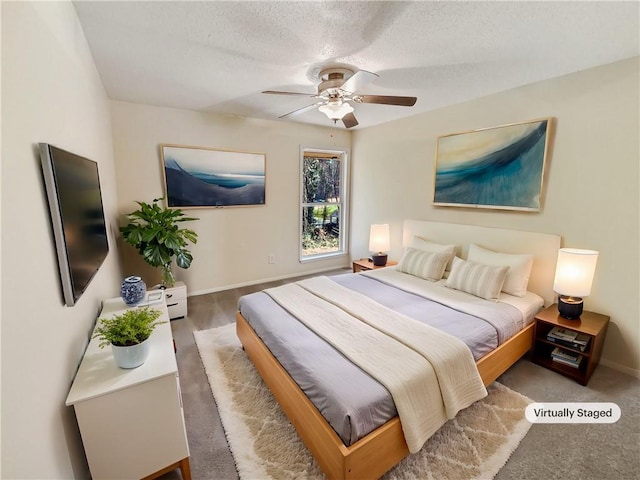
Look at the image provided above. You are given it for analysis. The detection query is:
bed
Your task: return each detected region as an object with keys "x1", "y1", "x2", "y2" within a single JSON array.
[{"x1": 236, "y1": 220, "x2": 561, "y2": 480}]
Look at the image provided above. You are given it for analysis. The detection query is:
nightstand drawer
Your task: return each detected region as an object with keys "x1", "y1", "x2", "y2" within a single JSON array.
[{"x1": 163, "y1": 281, "x2": 187, "y2": 320}]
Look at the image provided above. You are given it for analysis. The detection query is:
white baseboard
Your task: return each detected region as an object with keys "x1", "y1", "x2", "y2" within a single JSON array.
[
  {"x1": 600, "y1": 358, "x2": 640, "y2": 379},
  {"x1": 187, "y1": 265, "x2": 350, "y2": 297}
]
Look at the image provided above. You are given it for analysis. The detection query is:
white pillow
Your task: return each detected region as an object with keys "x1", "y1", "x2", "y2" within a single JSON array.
[
  {"x1": 408, "y1": 236, "x2": 457, "y2": 271},
  {"x1": 445, "y1": 257, "x2": 508, "y2": 301},
  {"x1": 396, "y1": 248, "x2": 452, "y2": 281},
  {"x1": 467, "y1": 244, "x2": 534, "y2": 298}
]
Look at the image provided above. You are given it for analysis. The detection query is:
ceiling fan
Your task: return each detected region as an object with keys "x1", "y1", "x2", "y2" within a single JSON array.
[{"x1": 262, "y1": 67, "x2": 417, "y2": 128}]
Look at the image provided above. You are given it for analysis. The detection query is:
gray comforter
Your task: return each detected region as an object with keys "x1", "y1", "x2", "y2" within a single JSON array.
[{"x1": 238, "y1": 271, "x2": 523, "y2": 446}]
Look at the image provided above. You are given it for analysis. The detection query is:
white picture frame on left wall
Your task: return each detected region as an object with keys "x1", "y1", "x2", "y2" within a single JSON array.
[{"x1": 160, "y1": 144, "x2": 266, "y2": 208}]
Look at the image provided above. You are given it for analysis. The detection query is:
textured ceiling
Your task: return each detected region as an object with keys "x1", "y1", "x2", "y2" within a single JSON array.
[{"x1": 73, "y1": 1, "x2": 639, "y2": 130}]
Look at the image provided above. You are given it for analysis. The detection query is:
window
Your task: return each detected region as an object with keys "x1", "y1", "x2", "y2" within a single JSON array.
[{"x1": 300, "y1": 148, "x2": 348, "y2": 261}]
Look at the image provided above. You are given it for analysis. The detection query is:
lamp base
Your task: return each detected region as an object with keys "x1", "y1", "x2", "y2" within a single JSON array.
[
  {"x1": 557, "y1": 296, "x2": 584, "y2": 319},
  {"x1": 371, "y1": 253, "x2": 388, "y2": 267}
]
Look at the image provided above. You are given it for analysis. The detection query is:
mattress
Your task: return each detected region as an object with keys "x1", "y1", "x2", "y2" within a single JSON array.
[{"x1": 238, "y1": 269, "x2": 542, "y2": 446}]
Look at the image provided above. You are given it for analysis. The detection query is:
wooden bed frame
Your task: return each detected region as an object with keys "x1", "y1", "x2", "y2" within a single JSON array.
[
  {"x1": 236, "y1": 221, "x2": 561, "y2": 479},
  {"x1": 237, "y1": 313, "x2": 533, "y2": 480}
]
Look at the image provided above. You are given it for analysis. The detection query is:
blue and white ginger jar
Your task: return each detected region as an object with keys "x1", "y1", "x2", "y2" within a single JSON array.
[{"x1": 120, "y1": 276, "x2": 146, "y2": 306}]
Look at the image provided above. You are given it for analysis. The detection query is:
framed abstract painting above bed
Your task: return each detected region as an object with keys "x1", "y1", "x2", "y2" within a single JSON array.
[
  {"x1": 433, "y1": 118, "x2": 552, "y2": 211},
  {"x1": 160, "y1": 144, "x2": 266, "y2": 208}
]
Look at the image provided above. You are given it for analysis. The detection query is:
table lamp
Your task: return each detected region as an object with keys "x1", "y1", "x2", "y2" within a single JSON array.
[
  {"x1": 369, "y1": 224, "x2": 390, "y2": 266},
  {"x1": 553, "y1": 248, "x2": 599, "y2": 319}
]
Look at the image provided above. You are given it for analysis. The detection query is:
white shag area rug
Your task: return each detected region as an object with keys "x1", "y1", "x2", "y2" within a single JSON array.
[{"x1": 194, "y1": 323, "x2": 532, "y2": 480}]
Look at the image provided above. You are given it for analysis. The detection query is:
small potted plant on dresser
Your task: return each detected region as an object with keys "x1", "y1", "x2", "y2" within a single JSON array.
[{"x1": 93, "y1": 307, "x2": 165, "y2": 368}]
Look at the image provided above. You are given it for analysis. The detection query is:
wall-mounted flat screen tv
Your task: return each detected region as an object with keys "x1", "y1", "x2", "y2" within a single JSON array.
[{"x1": 40, "y1": 143, "x2": 109, "y2": 306}]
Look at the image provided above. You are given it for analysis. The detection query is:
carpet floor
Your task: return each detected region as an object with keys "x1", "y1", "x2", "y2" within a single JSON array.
[
  {"x1": 159, "y1": 269, "x2": 639, "y2": 480},
  {"x1": 194, "y1": 323, "x2": 533, "y2": 480}
]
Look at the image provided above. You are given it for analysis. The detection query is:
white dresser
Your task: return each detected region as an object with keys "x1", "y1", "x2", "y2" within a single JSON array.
[{"x1": 66, "y1": 296, "x2": 190, "y2": 479}]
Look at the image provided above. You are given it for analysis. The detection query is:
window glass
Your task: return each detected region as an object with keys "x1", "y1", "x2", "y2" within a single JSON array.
[
  {"x1": 300, "y1": 150, "x2": 347, "y2": 260},
  {"x1": 302, "y1": 157, "x2": 341, "y2": 203}
]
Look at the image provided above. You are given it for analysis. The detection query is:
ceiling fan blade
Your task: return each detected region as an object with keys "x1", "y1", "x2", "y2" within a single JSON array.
[
  {"x1": 279, "y1": 102, "x2": 321, "y2": 119},
  {"x1": 356, "y1": 95, "x2": 417, "y2": 107},
  {"x1": 342, "y1": 112, "x2": 359, "y2": 129},
  {"x1": 340, "y1": 70, "x2": 378, "y2": 94},
  {"x1": 262, "y1": 90, "x2": 317, "y2": 97}
]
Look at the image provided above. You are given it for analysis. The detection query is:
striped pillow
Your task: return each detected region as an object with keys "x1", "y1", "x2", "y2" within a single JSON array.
[
  {"x1": 445, "y1": 257, "x2": 509, "y2": 301},
  {"x1": 409, "y1": 236, "x2": 457, "y2": 271},
  {"x1": 397, "y1": 248, "x2": 452, "y2": 281},
  {"x1": 468, "y1": 244, "x2": 534, "y2": 297}
]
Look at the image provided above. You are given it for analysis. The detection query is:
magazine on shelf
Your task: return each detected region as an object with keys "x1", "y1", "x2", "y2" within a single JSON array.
[
  {"x1": 551, "y1": 347, "x2": 580, "y2": 362},
  {"x1": 547, "y1": 333, "x2": 590, "y2": 352},
  {"x1": 552, "y1": 355, "x2": 582, "y2": 368},
  {"x1": 573, "y1": 333, "x2": 590, "y2": 346},
  {"x1": 548, "y1": 326, "x2": 579, "y2": 341}
]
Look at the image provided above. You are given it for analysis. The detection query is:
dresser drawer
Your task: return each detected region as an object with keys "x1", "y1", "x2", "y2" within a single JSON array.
[{"x1": 163, "y1": 281, "x2": 187, "y2": 320}]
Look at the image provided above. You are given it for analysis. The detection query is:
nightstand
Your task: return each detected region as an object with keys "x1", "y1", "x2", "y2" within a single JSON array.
[
  {"x1": 531, "y1": 304, "x2": 609, "y2": 385},
  {"x1": 352, "y1": 259, "x2": 398, "y2": 273}
]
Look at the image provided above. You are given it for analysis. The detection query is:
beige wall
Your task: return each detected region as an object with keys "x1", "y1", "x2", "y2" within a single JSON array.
[
  {"x1": 1, "y1": 2, "x2": 123, "y2": 478},
  {"x1": 110, "y1": 102, "x2": 351, "y2": 293},
  {"x1": 351, "y1": 58, "x2": 640, "y2": 374}
]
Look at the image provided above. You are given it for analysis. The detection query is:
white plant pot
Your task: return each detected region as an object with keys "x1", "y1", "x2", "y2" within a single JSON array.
[{"x1": 111, "y1": 338, "x2": 151, "y2": 369}]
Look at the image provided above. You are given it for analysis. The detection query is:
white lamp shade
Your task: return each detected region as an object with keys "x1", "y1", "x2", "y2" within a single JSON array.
[
  {"x1": 553, "y1": 248, "x2": 599, "y2": 297},
  {"x1": 318, "y1": 101, "x2": 354, "y2": 120},
  {"x1": 369, "y1": 224, "x2": 390, "y2": 252}
]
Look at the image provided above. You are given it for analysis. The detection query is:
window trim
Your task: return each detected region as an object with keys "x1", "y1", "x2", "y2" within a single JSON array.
[{"x1": 299, "y1": 146, "x2": 349, "y2": 263}]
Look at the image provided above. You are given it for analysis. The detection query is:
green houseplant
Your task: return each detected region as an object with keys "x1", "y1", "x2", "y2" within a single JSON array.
[
  {"x1": 120, "y1": 197, "x2": 198, "y2": 287},
  {"x1": 93, "y1": 307, "x2": 165, "y2": 368}
]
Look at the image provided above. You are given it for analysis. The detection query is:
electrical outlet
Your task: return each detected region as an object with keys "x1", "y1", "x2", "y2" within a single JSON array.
[{"x1": 268, "y1": 254, "x2": 275, "y2": 264}]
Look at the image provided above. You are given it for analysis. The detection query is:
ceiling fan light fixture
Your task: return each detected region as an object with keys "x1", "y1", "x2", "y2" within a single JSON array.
[
  {"x1": 263, "y1": 67, "x2": 416, "y2": 127},
  {"x1": 318, "y1": 101, "x2": 354, "y2": 121}
]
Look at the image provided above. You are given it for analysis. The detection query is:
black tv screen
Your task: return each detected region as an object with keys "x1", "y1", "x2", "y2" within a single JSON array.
[{"x1": 40, "y1": 143, "x2": 109, "y2": 306}]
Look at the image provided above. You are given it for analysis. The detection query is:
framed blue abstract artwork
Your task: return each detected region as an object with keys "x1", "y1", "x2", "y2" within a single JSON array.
[
  {"x1": 161, "y1": 144, "x2": 266, "y2": 208},
  {"x1": 433, "y1": 118, "x2": 552, "y2": 211}
]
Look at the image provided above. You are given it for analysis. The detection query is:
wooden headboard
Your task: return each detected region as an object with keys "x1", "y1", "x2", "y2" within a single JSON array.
[{"x1": 403, "y1": 220, "x2": 561, "y2": 306}]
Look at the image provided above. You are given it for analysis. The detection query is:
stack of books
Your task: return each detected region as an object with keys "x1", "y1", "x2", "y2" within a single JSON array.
[
  {"x1": 551, "y1": 347, "x2": 583, "y2": 368},
  {"x1": 547, "y1": 326, "x2": 590, "y2": 352}
]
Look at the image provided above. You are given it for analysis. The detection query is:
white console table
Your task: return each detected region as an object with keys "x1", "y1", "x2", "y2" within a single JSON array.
[{"x1": 66, "y1": 296, "x2": 190, "y2": 479}]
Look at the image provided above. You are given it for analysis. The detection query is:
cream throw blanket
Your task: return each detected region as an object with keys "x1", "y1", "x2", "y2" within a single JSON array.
[{"x1": 264, "y1": 276, "x2": 487, "y2": 453}]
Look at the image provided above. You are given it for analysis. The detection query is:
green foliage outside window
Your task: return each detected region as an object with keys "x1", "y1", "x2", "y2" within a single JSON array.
[{"x1": 302, "y1": 156, "x2": 342, "y2": 256}]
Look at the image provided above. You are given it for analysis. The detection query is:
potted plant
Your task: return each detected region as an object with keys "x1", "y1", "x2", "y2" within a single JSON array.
[
  {"x1": 93, "y1": 307, "x2": 165, "y2": 368},
  {"x1": 120, "y1": 197, "x2": 198, "y2": 287}
]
